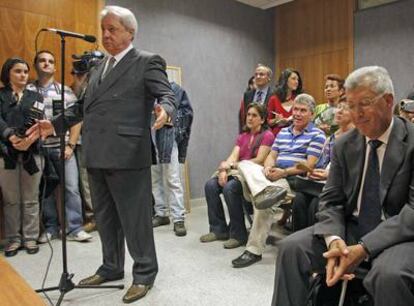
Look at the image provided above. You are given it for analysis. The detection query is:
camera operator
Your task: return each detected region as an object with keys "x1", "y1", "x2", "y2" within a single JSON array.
[
  {"x1": 70, "y1": 50, "x2": 104, "y2": 232},
  {"x1": 0, "y1": 57, "x2": 44, "y2": 257},
  {"x1": 399, "y1": 91, "x2": 414, "y2": 123},
  {"x1": 27, "y1": 50, "x2": 92, "y2": 243}
]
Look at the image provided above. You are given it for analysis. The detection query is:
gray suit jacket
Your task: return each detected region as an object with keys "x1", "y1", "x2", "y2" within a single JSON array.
[
  {"x1": 80, "y1": 48, "x2": 176, "y2": 169},
  {"x1": 314, "y1": 116, "x2": 414, "y2": 257}
]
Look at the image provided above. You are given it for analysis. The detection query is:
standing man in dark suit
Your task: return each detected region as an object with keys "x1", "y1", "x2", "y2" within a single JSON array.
[
  {"x1": 272, "y1": 66, "x2": 414, "y2": 306},
  {"x1": 30, "y1": 5, "x2": 176, "y2": 304},
  {"x1": 79, "y1": 6, "x2": 176, "y2": 303},
  {"x1": 238, "y1": 64, "x2": 273, "y2": 132}
]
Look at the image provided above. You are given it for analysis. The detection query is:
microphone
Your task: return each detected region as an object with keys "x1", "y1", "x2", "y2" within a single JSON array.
[{"x1": 41, "y1": 28, "x2": 96, "y2": 43}]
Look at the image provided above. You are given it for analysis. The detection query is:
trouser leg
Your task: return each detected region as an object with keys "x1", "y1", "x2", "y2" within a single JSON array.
[
  {"x1": 246, "y1": 208, "x2": 274, "y2": 255},
  {"x1": 292, "y1": 192, "x2": 312, "y2": 232},
  {"x1": 64, "y1": 154, "x2": 83, "y2": 234},
  {"x1": 223, "y1": 178, "x2": 247, "y2": 242},
  {"x1": 164, "y1": 142, "x2": 185, "y2": 222},
  {"x1": 204, "y1": 177, "x2": 228, "y2": 234},
  {"x1": 308, "y1": 197, "x2": 319, "y2": 227},
  {"x1": 20, "y1": 155, "x2": 42, "y2": 241},
  {"x1": 105, "y1": 167, "x2": 158, "y2": 285},
  {"x1": 246, "y1": 178, "x2": 291, "y2": 255},
  {"x1": 271, "y1": 226, "x2": 327, "y2": 306},
  {"x1": 0, "y1": 158, "x2": 22, "y2": 242},
  {"x1": 364, "y1": 241, "x2": 414, "y2": 306},
  {"x1": 151, "y1": 163, "x2": 168, "y2": 217},
  {"x1": 75, "y1": 146, "x2": 94, "y2": 220},
  {"x1": 88, "y1": 169, "x2": 125, "y2": 279}
]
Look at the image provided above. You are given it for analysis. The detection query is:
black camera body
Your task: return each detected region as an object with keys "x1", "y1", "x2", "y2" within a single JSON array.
[
  {"x1": 72, "y1": 50, "x2": 104, "y2": 75},
  {"x1": 14, "y1": 101, "x2": 44, "y2": 137}
]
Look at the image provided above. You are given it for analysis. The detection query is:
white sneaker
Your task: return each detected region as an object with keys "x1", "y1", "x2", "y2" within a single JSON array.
[
  {"x1": 67, "y1": 230, "x2": 92, "y2": 242},
  {"x1": 38, "y1": 232, "x2": 58, "y2": 244}
]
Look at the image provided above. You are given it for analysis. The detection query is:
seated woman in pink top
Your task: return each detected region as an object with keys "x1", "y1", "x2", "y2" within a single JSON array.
[
  {"x1": 201, "y1": 103, "x2": 274, "y2": 249},
  {"x1": 267, "y1": 68, "x2": 303, "y2": 136}
]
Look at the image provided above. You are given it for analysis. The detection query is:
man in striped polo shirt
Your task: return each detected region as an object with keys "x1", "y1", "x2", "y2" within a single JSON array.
[
  {"x1": 232, "y1": 93, "x2": 326, "y2": 268},
  {"x1": 28, "y1": 50, "x2": 92, "y2": 243}
]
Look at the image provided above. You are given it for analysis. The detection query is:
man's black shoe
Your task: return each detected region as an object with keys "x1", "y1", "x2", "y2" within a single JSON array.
[
  {"x1": 152, "y1": 216, "x2": 170, "y2": 227},
  {"x1": 232, "y1": 250, "x2": 262, "y2": 268}
]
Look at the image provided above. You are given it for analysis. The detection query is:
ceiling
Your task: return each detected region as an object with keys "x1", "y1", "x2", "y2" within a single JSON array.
[{"x1": 234, "y1": 0, "x2": 295, "y2": 10}]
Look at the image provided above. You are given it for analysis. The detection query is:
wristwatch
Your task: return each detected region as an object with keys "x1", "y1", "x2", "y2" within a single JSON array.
[
  {"x1": 67, "y1": 143, "x2": 76, "y2": 150},
  {"x1": 358, "y1": 240, "x2": 370, "y2": 260}
]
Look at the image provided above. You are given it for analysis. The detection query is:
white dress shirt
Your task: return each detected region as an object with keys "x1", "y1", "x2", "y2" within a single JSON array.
[{"x1": 102, "y1": 43, "x2": 134, "y2": 76}]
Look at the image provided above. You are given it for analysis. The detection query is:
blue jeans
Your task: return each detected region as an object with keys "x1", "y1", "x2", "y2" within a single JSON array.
[
  {"x1": 42, "y1": 147, "x2": 83, "y2": 235},
  {"x1": 204, "y1": 176, "x2": 247, "y2": 242},
  {"x1": 151, "y1": 142, "x2": 185, "y2": 222}
]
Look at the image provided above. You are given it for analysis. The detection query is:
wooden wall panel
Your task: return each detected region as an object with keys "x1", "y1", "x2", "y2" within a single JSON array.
[
  {"x1": 275, "y1": 0, "x2": 354, "y2": 103},
  {"x1": 0, "y1": 0, "x2": 103, "y2": 84}
]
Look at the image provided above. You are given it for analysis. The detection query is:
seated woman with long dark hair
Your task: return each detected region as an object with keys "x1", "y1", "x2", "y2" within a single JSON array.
[
  {"x1": 267, "y1": 68, "x2": 303, "y2": 136},
  {"x1": 200, "y1": 103, "x2": 274, "y2": 249},
  {"x1": 0, "y1": 57, "x2": 44, "y2": 256}
]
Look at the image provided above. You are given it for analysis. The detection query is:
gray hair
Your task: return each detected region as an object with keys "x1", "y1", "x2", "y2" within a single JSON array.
[
  {"x1": 101, "y1": 6, "x2": 138, "y2": 37},
  {"x1": 256, "y1": 63, "x2": 273, "y2": 79},
  {"x1": 344, "y1": 66, "x2": 394, "y2": 97},
  {"x1": 294, "y1": 93, "x2": 316, "y2": 113}
]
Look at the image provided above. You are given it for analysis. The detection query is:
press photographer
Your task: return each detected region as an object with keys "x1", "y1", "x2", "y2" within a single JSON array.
[{"x1": 0, "y1": 57, "x2": 44, "y2": 257}]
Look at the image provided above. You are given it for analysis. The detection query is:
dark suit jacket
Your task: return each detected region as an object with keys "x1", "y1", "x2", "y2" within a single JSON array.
[
  {"x1": 80, "y1": 48, "x2": 176, "y2": 169},
  {"x1": 314, "y1": 116, "x2": 414, "y2": 258},
  {"x1": 238, "y1": 87, "x2": 273, "y2": 132}
]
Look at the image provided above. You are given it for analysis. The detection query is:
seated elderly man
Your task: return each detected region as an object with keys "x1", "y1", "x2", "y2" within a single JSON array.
[
  {"x1": 232, "y1": 93, "x2": 326, "y2": 268},
  {"x1": 272, "y1": 66, "x2": 414, "y2": 306}
]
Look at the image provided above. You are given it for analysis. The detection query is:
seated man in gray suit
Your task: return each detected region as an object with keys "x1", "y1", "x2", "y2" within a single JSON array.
[{"x1": 272, "y1": 66, "x2": 414, "y2": 306}]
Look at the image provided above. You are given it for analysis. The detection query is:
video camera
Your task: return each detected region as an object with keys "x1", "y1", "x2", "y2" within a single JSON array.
[
  {"x1": 14, "y1": 101, "x2": 45, "y2": 138},
  {"x1": 400, "y1": 99, "x2": 414, "y2": 113},
  {"x1": 71, "y1": 50, "x2": 104, "y2": 75}
]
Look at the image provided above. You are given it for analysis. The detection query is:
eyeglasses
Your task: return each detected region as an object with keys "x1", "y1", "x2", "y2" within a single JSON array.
[{"x1": 347, "y1": 94, "x2": 384, "y2": 112}]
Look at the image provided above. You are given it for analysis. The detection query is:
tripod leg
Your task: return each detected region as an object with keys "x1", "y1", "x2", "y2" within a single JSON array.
[
  {"x1": 76, "y1": 284, "x2": 125, "y2": 289},
  {"x1": 36, "y1": 286, "x2": 60, "y2": 293},
  {"x1": 56, "y1": 291, "x2": 65, "y2": 306}
]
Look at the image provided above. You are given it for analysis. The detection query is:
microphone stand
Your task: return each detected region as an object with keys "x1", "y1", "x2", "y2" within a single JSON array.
[{"x1": 35, "y1": 32, "x2": 123, "y2": 306}]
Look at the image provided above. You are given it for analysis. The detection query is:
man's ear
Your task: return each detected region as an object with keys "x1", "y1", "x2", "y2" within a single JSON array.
[{"x1": 383, "y1": 93, "x2": 394, "y2": 109}]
